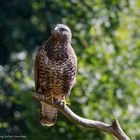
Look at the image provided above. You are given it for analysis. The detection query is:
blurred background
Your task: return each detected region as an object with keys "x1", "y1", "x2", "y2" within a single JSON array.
[{"x1": 0, "y1": 0, "x2": 140, "y2": 139}]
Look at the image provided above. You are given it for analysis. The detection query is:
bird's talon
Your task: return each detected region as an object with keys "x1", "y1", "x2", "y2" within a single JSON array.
[
  {"x1": 66, "y1": 102, "x2": 70, "y2": 106},
  {"x1": 61, "y1": 100, "x2": 70, "y2": 106}
]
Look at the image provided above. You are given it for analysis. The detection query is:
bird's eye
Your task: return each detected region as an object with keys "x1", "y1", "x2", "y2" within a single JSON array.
[{"x1": 60, "y1": 28, "x2": 67, "y2": 31}]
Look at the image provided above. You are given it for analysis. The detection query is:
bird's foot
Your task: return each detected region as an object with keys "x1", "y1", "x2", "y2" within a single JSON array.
[{"x1": 61, "y1": 100, "x2": 70, "y2": 107}]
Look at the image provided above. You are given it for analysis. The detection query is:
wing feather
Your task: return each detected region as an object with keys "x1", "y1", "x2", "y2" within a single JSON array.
[{"x1": 34, "y1": 47, "x2": 42, "y2": 91}]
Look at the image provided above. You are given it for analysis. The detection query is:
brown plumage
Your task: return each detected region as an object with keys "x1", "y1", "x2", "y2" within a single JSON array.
[{"x1": 34, "y1": 24, "x2": 77, "y2": 126}]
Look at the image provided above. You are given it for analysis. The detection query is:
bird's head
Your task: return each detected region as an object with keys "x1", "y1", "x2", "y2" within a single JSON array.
[{"x1": 52, "y1": 24, "x2": 72, "y2": 44}]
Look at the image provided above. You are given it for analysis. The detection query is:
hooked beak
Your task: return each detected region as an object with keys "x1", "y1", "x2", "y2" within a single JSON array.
[
  {"x1": 54, "y1": 26, "x2": 59, "y2": 31},
  {"x1": 53, "y1": 26, "x2": 60, "y2": 34}
]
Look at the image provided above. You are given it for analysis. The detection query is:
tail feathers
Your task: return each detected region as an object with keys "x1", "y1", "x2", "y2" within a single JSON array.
[{"x1": 40, "y1": 102, "x2": 58, "y2": 126}]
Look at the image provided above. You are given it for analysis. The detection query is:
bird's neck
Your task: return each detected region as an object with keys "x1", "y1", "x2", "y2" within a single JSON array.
[
  {"x1": 44, "y1": 35, "x2": 71, "y2": 62},
  {"x1": 47, "y1": 35, "x2": 70, "y2": 48}
]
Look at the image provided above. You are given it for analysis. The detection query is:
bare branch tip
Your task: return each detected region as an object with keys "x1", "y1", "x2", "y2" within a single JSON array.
[{"x1": 112, "y1": 117, "x2": 120, "y2": 129}]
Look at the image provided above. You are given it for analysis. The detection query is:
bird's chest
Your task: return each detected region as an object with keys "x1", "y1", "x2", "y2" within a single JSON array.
[
  {"x1": 47, "y1": 46, "x2": 69, "y2": 62},
  {"x1": 43, "y1": 60, "x2": 67, "y2": 93},
  {"x1": 39, "y1": 46, "x2": 74, "y2": 88},
  {"x1": 47, "y1": 60, "x2": 65, "y2": 75},
  {"x1": 39, "y1": 52, "x2": 68, "y2": 84}
]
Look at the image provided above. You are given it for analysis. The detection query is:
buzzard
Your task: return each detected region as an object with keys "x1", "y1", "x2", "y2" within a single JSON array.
[{"x1": 34, "y1": 24, "x2": 77, "y2": 126}]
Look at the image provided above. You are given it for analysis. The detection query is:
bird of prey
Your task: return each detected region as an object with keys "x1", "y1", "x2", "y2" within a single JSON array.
[{"x1": 34, "y1": 24, "x2": 77, "y2": 126}]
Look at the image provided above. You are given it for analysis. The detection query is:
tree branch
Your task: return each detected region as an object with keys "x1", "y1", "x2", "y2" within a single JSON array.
[{"x1": 33, "y1": 93, "x2": 130, "y2": 140}]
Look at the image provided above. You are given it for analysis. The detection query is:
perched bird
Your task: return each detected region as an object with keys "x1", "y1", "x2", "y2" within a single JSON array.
[{"x1": 34, "y1": 24, "x2": 77, "y2": 126}]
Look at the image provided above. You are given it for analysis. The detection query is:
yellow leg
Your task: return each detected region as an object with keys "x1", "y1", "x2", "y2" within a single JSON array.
[{"x1": 61, "y1": 96, "x2": 70, "y2": 106}]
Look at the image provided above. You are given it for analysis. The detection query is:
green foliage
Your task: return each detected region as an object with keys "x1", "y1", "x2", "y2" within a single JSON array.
[{"x1": 0, "y1": 0, "x2": 140, "y2": 139}]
